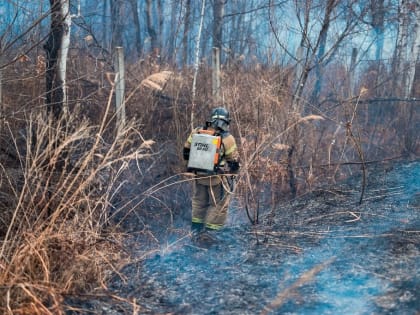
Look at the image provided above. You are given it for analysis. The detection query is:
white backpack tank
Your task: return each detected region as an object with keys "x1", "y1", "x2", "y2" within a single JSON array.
[{"x1": 187, "y1": 130, "x2": 222, "y2": 173}]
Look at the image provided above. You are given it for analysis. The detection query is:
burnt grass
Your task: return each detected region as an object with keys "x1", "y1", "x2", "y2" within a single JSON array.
[{"x1": 66, "y1": 160, "x2": 419, "y2": 315}]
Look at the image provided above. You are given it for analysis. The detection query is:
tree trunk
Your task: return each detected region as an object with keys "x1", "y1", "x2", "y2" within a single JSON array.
[
  {"x1": 310, "y1": 0, "x2": 337, "y2": 106},
  {"x1": 129, "y1": 0, "x2": 142, "y2": 57},
  {"x1": 212, "y1": 47, "x2": 221, "y2": 105},
  {"x1": 111, "y1": 0, "x2": 124, "y2": 49},
  {"x1": 157, "y1": 0, "x2": 163, "y2": 60},
  {"x1": 213, "y1": 0, "x2": 224, "y2": 56},
  {"x1": 212, "y1": 0, "x2": 224, "y2": 104},
  {"x1": 370, "y1": 0, "x2": 385, "y2": 61},
  {"x1": 405, "y1": 0, "x2": 420, "y2": 98},
  {"x1": 291, "y1": 2, "x2": 310, "y2": 112},
  {"x1": 146, "y1": 0, "x2": 159, "y2": 59},
  {"x1": 390, "y1": 0, "x2": 419, "y2": 154},
  {"x1": 182, "y1": 0, "x2": 192, "y2": 66},
  {"x1": 191, "y1": 0, "x2": 206, "y2": 129},
  {"x1": 103, "y1": 0, "x2": 110, "y2": 49},
  {"x1": 393, "y1": 0, "x2": 410, "y2": 97},
  {"x1": 44, "y1": 0, "x2": 65, "y2": 119},
  {"x1": 167, "y1": 0, "x2": 178, "y2": 64},
  {"x1": 59, "y1": 0, "x2": 70, "y2": 113},
  {"x1": 291, "y1": 0, "x2": 352, "y2": 111},
  {"x1": 235, "y1": 2, "x2": 246, "y2": 59}
]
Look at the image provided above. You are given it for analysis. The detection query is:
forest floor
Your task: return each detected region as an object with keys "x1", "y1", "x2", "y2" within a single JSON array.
[{"x1": 66, "y1": 159, "x2": 420, "y2": 315}]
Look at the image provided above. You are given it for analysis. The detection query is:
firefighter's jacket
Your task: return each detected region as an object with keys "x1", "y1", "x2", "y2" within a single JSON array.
[{"x1": 184, "y1": 126, "x2": 239, "y2": 186}]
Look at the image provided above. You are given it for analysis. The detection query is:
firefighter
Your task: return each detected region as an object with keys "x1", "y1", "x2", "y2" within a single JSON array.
[{"x1": 183, "y1": 107, "x2": 240, "y2": 240}]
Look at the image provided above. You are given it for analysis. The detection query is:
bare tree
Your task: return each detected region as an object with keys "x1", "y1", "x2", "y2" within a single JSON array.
[
  {"x1": 146, "y1": 0, "x2": 160, "y2": 60},
  {"x1": 370, "y1": 0, "x2": 386, "y2": 61},
  {"x1": 182, "y1": 0, "x2": 192, "y2": 66},
  {"x1": 157, "y1": 0, "x2": 163, "y2": 59},
  {"x1": 129, "y1": 0, "x2": 143, "y2": 57},
  {"x1": 392, "y1": 0, "x2": 420, "y2": 99},
  {"x1": 404, "y1": 0, "x2": 420, "y2": 98},
  {"x1": 102, "y1": 0, "x2": 111, "y2": 48},
  {"x1": 44, "y1": 0, "x2": 71, "y2": 118},
  {"x1": 110, "y1": 0, "x2": 124, "y2": 49},
  {"x1": 310, "y1": 0, "x2": 339, "y2": 105},
  {"x1": 290, "y1": 0, "x2": 310, "y2": 112},
  {"x1": 213, "y1": 0, "x2": 225, "y2": 54},
  {"x1": 225, "y1": 0, "x2": 247, "y2": 62},
  {"x1": 288, "y1": 0, "x2": 362, "y2": 110},
  {"x1": 191, "y1": 0, "x2": 206, "y2": 129},
  {"x1": 167, "y1": 0, "x2": 180, "y2": 64},
  {"x1": 391, "y1": 0, "x2": 419, "y2": 154}
]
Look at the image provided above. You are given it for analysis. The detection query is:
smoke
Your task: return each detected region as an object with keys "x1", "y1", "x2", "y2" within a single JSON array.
[{"x1": 134, "y1": 161, "x2": 419, "y2": 314}]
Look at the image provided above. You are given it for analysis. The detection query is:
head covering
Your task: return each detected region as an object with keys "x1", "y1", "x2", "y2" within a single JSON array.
[{"x1": 207, "y1": 107, "x2": 231, "y2": 131}]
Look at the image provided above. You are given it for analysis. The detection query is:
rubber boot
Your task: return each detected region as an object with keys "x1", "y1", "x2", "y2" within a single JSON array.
[
  {"x1": 191, "y1": 227, "x2": 219, "y2": 246},
  {"x1": 191, "y1": 222, "x2": 204, "y2": 239}
]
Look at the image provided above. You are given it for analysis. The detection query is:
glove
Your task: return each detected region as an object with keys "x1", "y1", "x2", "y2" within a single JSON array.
[
  {"x1": 183, "y1": 147, "x2": 190, "y2": 160},
  {"x1": 227, "y1": 161, "x2": 240, "y2": 173},
  {"x1": 217, "y1": 166, "x2": 228, "y2": 174}
]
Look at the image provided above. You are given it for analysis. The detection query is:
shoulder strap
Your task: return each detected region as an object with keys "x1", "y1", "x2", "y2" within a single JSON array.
[
  {"x1": 219, "y1": 130, "x2": 229, "y2": 138},
  {"x1": 198, "y1": 128, "x2": 216, "y2": 136},
  {"x1": 200, "y1": 127, "x2": 229, "y2": 137}
]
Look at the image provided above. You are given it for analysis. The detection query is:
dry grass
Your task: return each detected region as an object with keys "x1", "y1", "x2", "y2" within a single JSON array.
[
  {"x1": 0, "y1": 52, "x2": 416, "y2": 313},
  {"x1": 0, "y1": 96, "x2": 154, "y2": 313},
  {"x1": 140, "y1": 70, "x2": 174, "y2": 92}
]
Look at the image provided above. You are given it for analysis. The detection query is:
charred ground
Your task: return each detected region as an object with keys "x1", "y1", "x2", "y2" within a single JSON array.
[{"x1": 64, "y1": 160, "x2": 419, "y2": 315}]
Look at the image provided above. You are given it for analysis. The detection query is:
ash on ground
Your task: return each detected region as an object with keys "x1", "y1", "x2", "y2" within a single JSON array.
[{"x1": 67, "y1": 160, "x2": 419, "y2": 315}]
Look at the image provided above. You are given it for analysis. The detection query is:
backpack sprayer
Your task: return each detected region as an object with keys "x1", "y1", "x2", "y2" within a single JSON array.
[{"x1": 187, "y1": 129, "x2": 222, "y2": 174}]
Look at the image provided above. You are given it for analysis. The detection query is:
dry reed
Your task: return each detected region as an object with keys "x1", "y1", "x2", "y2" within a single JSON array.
[{"x1": 0, "y1": 103, "x2": 153, "y2": 313}]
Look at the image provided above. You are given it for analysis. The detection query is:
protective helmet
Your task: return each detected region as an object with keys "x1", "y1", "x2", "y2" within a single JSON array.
[
  {"x1": 208, "y1": 107, "x2": 231, "y2": 131},
  {"x1": 210, "y1": 107, "x2": 231, "y2": 124}
]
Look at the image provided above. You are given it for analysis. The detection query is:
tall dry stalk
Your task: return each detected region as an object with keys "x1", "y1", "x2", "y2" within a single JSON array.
[{"x1": 0, "y1": 99, "x2": 153, "y2": 313}]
